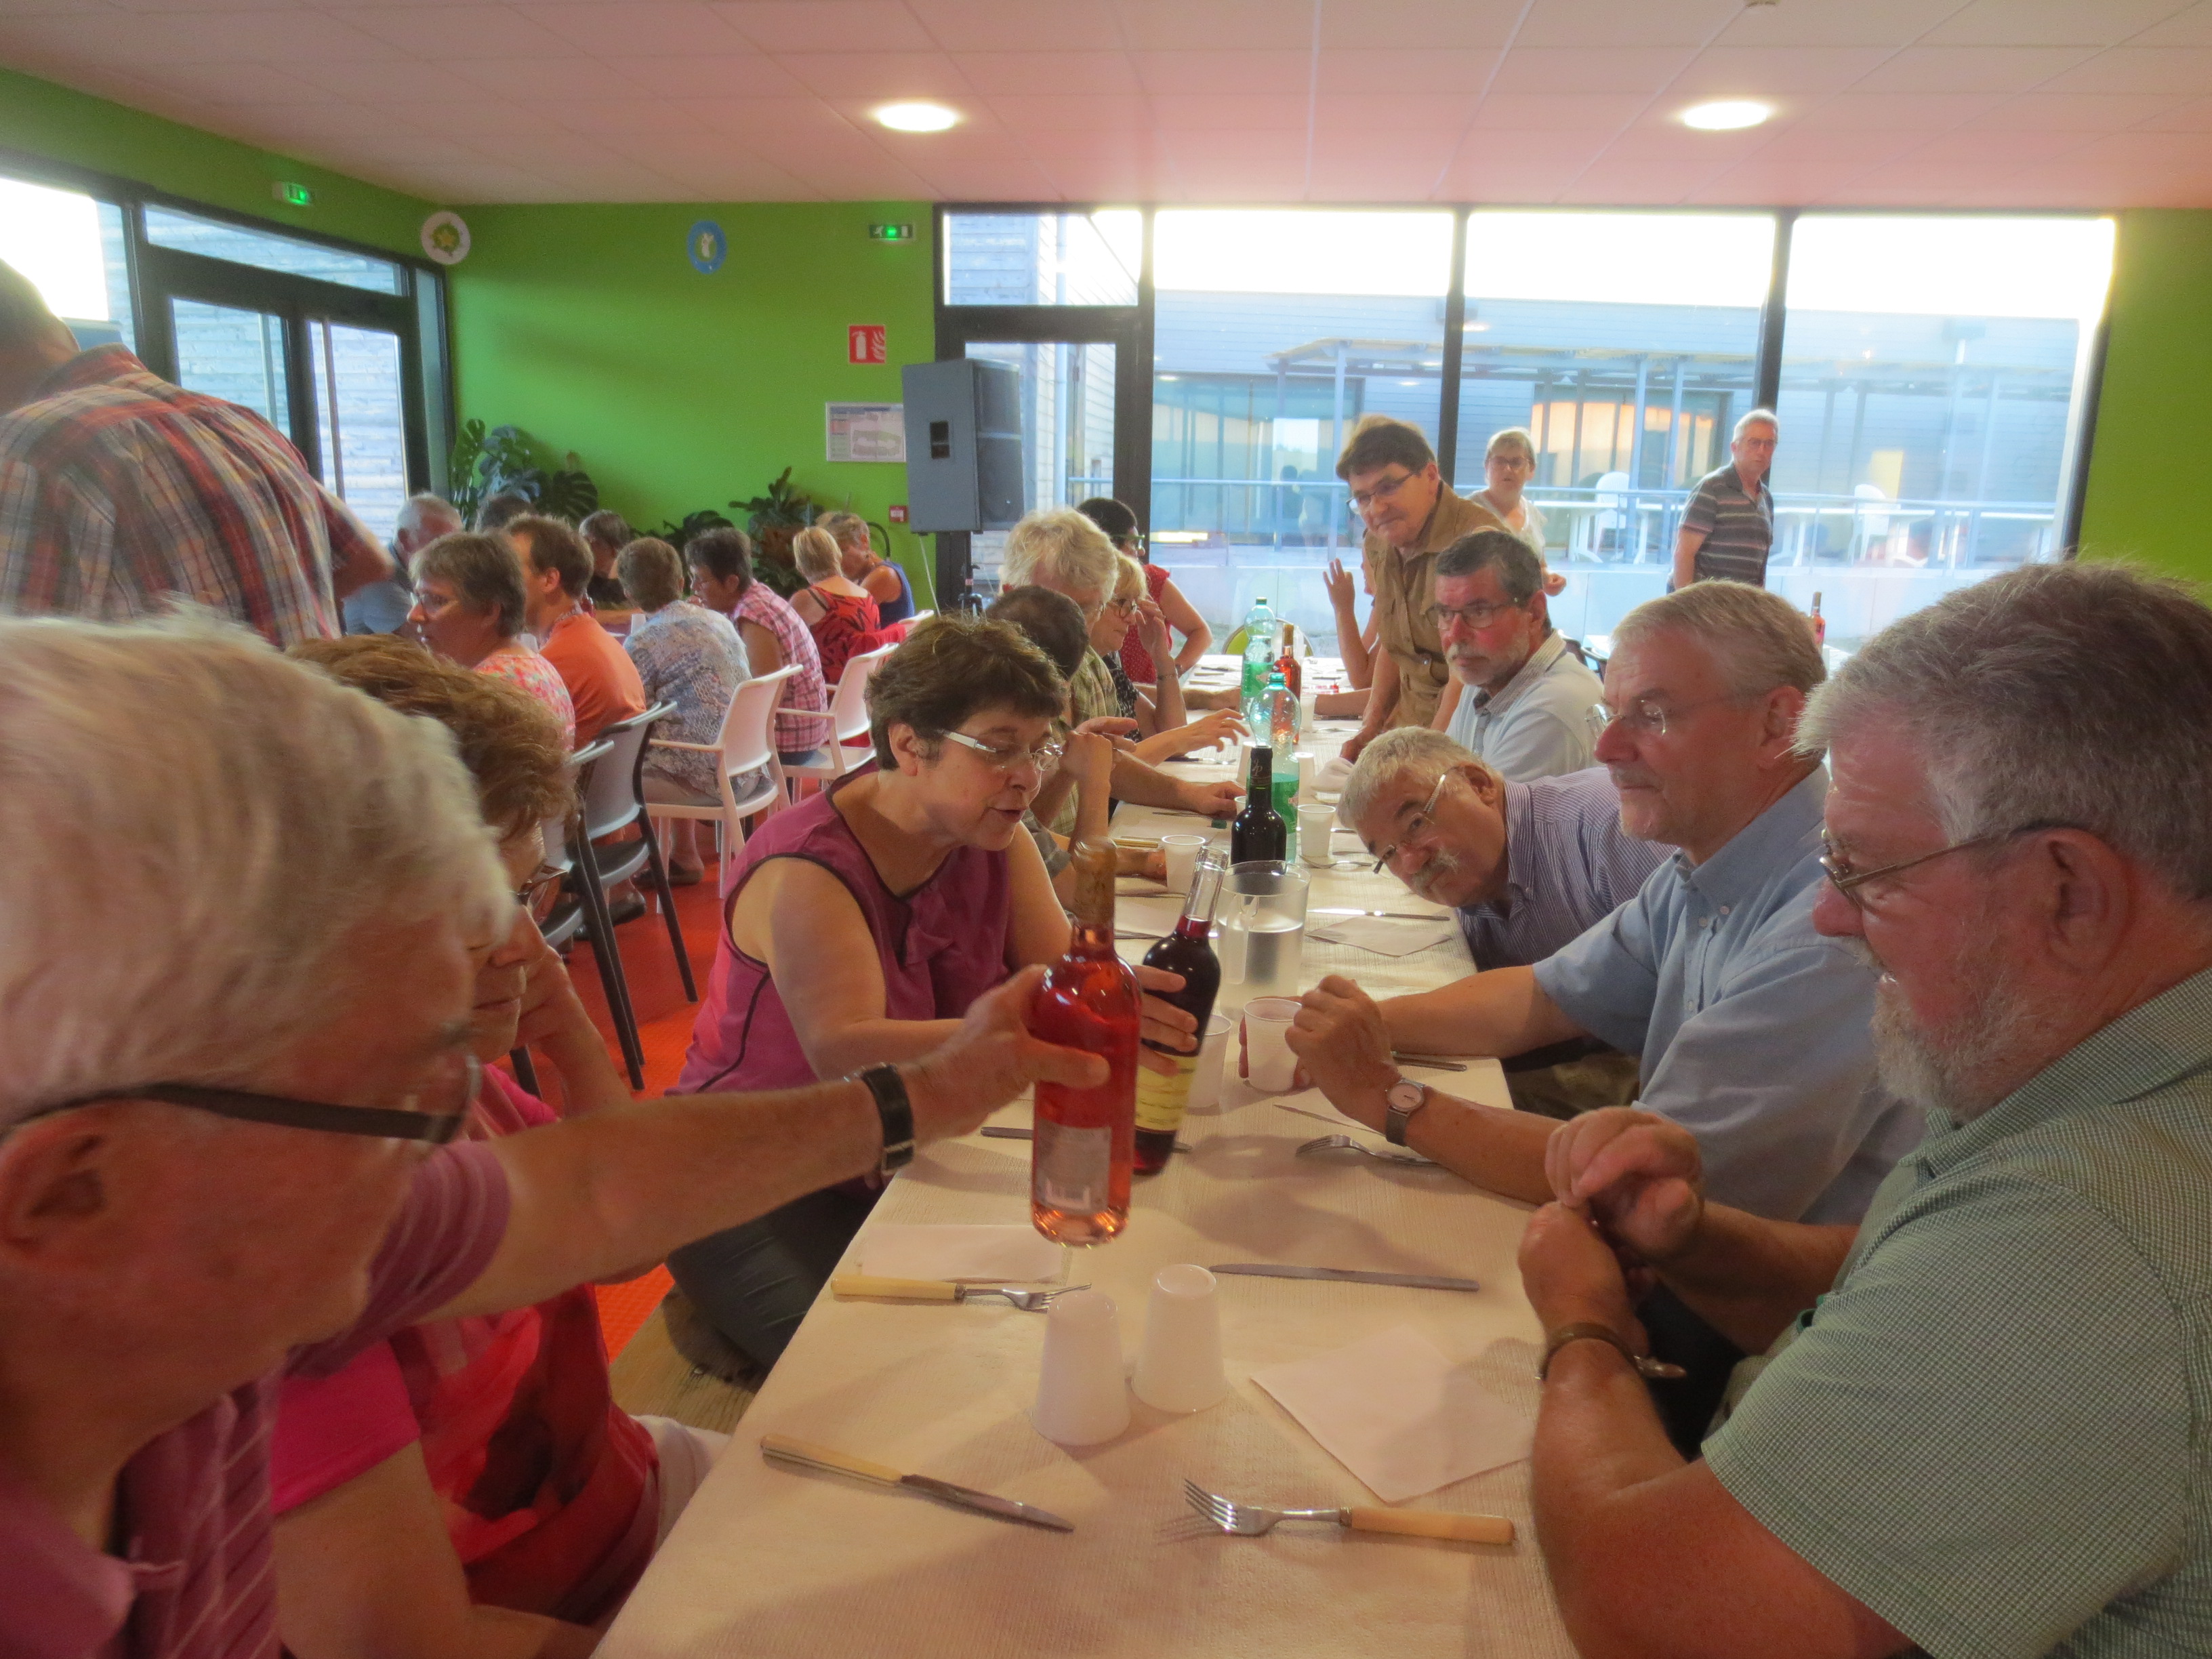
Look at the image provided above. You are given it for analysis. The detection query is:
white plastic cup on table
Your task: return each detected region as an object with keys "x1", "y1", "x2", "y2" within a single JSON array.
[
  {"x1": 1131, "y1": 1265, "x2": 1229, "y2": 1414},
  {"x1": 1160, "y1": 833, "x2": 1208, "y2": 895},
  {"x1": 1295, "y1": 750, "x2": 1317, "y2": 798},
  {"x1": 1242, "y1": 996, "x2": 1302, "y2": 1094},
  {"x1": 1235, "y1": 739, "x2": 1252, "y2": 787},
  {"x1": 1187, "y1": 1012, "x2": 1235, "y2": 1113},
  {"x1": 1030, "y1": 1288, "x2": 1131, "y2": 1446},
  {"x1": 1296, "y1": 803, "x2": 1336, "y2": 867}
]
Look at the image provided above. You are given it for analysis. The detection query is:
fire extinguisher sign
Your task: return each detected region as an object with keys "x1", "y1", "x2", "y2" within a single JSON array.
[{"x1": 848, "y1": 325, "x2": 888, "y2": 365}]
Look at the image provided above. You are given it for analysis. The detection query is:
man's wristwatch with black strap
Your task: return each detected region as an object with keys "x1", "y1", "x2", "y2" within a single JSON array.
[
  {"x1": 1382, "y1": 1074, "x2": 1429, "y2": 1145},
  {"x1": 848, "y1": 1064, "x2": 915, "y2": 1177}
]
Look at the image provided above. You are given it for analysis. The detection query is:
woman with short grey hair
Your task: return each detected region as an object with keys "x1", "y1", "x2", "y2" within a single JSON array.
[
  {"x1": 408, "y1": 530, "x2": 576, "y2": 745},
  {"x1": 1001, "y1": 507, "x2": 1120, "y2": 605}
]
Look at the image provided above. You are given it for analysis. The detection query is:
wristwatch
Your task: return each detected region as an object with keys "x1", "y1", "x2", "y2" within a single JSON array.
[
  {"x1": 1538, "y1": 1322, "x2": 1688, "y2": 1382},
  {"x1": 1382, "y1": 1075, "x2": 1429, "y2": 1146},
  {"x1": 848, "y1": 1064, "x2": 915, "y2": 1176}
]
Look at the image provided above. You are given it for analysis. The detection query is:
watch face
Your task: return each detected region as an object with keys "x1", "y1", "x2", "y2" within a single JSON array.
[{"x1": 1387, "y1": 1080, "x2": 1425, "y2": 1111}]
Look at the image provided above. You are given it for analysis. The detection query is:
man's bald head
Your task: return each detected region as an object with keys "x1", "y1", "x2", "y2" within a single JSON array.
[{"x1": 0, "y1": 258, "x2": 82, "y2": 414}]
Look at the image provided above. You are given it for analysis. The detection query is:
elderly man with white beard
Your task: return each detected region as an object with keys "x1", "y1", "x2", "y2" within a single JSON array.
[{"x1": 1519, "y1": 561, "x2": 2212, "y2": 1659}]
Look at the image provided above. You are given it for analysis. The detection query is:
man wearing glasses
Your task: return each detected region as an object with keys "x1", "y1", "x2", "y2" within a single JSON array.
[
  {"x1": 1336, "y1": 415, "x2": 1497, "y2": 759},
  {"x1": 1427, "y1": 529, "x2": 1605, "y2": 782},
  {"x1": 1290, "y1": 582, "x2": 1916, "y2": 1438},
  {"x1": 1518, "y1": 562, "x2": 2212, "y2": 1659},
  {"x1": 0, "y1": 616, "x2": 1108, "y2": 1659}
]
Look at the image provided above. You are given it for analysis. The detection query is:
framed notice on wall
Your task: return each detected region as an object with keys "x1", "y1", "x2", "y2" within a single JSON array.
[{"x1": 826, "y1": 403, "x2": 905, "y2": 463}]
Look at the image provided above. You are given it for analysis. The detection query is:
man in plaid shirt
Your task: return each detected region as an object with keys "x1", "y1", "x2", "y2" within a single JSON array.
[{"x1": 0, "y1": 258, "x2": 390, "y2": 645}]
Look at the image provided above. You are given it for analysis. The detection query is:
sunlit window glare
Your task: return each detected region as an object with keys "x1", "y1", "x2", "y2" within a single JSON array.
[
  {"x1": 1155, "y1": 210, "x2": 1453, "y2": 296},
  {"x1": 1467, "y1": 212, "x2": 1776, "y2": 308},
  {"x1": 1787, "y1": 216, "x2": 2116, "y2": 323},
  {"x1": 0, "y1": 178, "x2": 109, "y2": 320}
]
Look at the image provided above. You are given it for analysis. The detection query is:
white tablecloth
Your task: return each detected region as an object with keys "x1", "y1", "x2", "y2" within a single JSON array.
[{"x1": 600, "y1": 716, "x2": 1573, "y2": 1659}]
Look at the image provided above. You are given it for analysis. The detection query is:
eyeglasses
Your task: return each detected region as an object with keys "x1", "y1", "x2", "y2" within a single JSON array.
[
  {"x1": 1818, "y1": 822, "x2": 2064, "y2": 912},
  {"x1": 18, "y1": 1050, "x2": 480, "y2": 1146},
  {"x1": 516, "y1": 861, "x2": 567, "y2": 927},
  {"x1": 1592, "y1": 693, "x2": 1745, "y2": 741},
  {"x1": 1425, "y1": 597, "x2": 1527, "y2": 631},
  {"x1": 942, "y1": 729, "x2": 1063, "y2": 777},
  {"x1": 1370, "y1": 771, "x2": 1452, "y2": 873},
  {"x1": 1346, "y1": 471, "x2": 1423, "y2": 516},
  {"x1": 1107, "y1": 596, "x2": 1141, "y2": 617}
]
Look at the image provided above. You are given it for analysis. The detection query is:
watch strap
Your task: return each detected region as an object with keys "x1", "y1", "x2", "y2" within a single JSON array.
[
  {"x1": 1538, "y1": 1322, "x2": 1687, "y2": 1382},
  {"x1": 849, "y1": 1065, "x2": 915, "y2": 1176}
]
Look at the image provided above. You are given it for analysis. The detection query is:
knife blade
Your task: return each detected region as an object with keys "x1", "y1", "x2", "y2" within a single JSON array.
[
  {"x1": 760, "y1": 1434, "x2": 1075, "y2": 1532},
  {"x1": 1208, "y1": 1263, "x2": 1482, "y2": 1293},
  {"x1": 1311, "y1": 907, "x2": 1454, "y2": 921}
]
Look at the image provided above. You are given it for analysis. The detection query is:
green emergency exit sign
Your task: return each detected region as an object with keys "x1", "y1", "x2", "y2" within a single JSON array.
[
  {"x1": 274, "y1": 181, "x2": 314, "y2": 207},
  {"x1": 869, "y1": 222, "x2": 916, "y2": 242}
]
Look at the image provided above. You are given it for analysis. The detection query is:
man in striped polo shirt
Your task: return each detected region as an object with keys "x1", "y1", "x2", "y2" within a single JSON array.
[
  {"x1": 1673, "y1": 409, "x2": 1778, "y2": 590},
  {"x1": 1521, "y1": 562, "x2": 2212, "y2": 1658}
]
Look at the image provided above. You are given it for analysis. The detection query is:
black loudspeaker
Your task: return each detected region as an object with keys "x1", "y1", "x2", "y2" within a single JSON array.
[{"x1": 901, "y1": 359, "x2": 1025, "y2": 533}]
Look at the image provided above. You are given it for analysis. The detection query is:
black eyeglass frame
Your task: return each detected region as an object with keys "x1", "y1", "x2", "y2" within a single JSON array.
[{"x1": 19, "y1": 1054, "x2": 479, "y2": 1146}]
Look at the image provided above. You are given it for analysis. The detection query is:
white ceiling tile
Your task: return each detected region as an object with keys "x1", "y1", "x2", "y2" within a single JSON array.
[
  {"x1": 119, "y1": 58, "x2": 342, "y2": 104},
  {"x1": 1112, "y1": 0, "x2": 1310, "y2": 53},
  {"x1": 412, "y1": 159, "x2": 569, "y2": 203},
  {"x1": 1131, "y1": 48, "x2": 1309, "y2": 94},
  {"x1": 1314, "y1": 48, "x2": 1499, "y2": 94},
  {"x1": 904, "y1": 0, "x2": 1122, "y2": 53},
  {"x1": 1149, "y1": 92, "x2": 1308, "y2": 129},
  {"x1": 444, "y1": 53, "x2": 631, "y2": 96},
  {"x1": 772, "y1": 49, "x2": 970, "y2": 98},
  {"x1": 1853, "y1": 45, "x2": 2100, "y2": 92},
  {"x1": 952, "y1": 51, "x2": 1141, "y2": 96},
  {"x1": 2036, "y1": 46, "x2": 2212, "y2": 94},
  {"x1": 323, "y1": 5, "x2": 581, "y2": 58},
  {"x1": 1898, "y1": 128, "x2": 2092, "y2": 169},
  {"x1": 981, "y1": 94, "x2": 1151, "y2": 131},
  {"x1": 896, "y1": 149, "x2": 1061, "y2": 199},
  {"x1": 510, "y1": 3, "x2": 756, "y2": 57},
  {"x1": 227, "y1": 102, "x2": 415, "y2": 140},
  {"x1": 609, "y1": 54, "x2": 807, "y2": 97},
  {"x1": 626, "y1": 152, "x2": 816, "y2": 200},
  {"x1": 1711, "y1": 0, "x2": 1971, "y2": 48},
  {"x1": 2136, "y1": 96, "x2": 2212, "y2": 128},
  {"x1": 1515, "y1": 0, "x2": 1742, "y2": 50},
  {"x1": 546, "y1": 96, "x2": 742, "y2": 136},
  {"x1": 0, "y1": 7, "x2": 396, "y2": 62},
  {"x1": 1489, "y1": 46, "x2": 1699, "y2": 94},
  {"x1": 281, "y1": 56, "x2": 487, "y2": 102},
  {"x1": 1316, "y1": 0, "x2": 1524, "y2": 50},
  {"x1": 1467, "y1": 91, "x2": 1643, "y2": 129},
  {"x1": 465, "y1": 127, "x2": 639, "y2": 165},
  {"x1": 1313, "y1": 91, "x2": 1485, "y2": 130},
  {"x1": 1687, "y1": 157, "x2": 1877, "y2": 204},
  {"x1": 1963, "y1": 91, "x2": 2188, "y2": 129},
  {"x1": 713, "y1": 1, "x2": 934, "y2": 54},
  {"x1": 1667, "y1": 45, "x2": 1895, "y2": 95},
  {"x1": 691, "y1": 95, "x2": 853, "y2": 136},
  {"x1": 1031, "y1": 158, "x2": 1175, "y2": 202},
  {"x1": 1733, "y1": 124, "x2": 1923, "y2": 167},
  {"x1": 1436, "y1": 136, "x2": 1601, "y2": 201},
  {"x1": 1792, "y1": 91, "x2": 2007, "y2": 129},
  {"x1": 1451, "y1": 126, "x2": 1612, "y2": 172},
  {"x1": 2125, "y1": 0, "x2": 2212, "y2": 43},
  {"x1": 1923, "y1": 0, "x2": 2192, "y2": 46},
  {"x1": 391, "y1": 97, "x2": 560, "y2": 136},
  {"x1": 104, "y1": 0, "x2": 306, "y2": 11}
]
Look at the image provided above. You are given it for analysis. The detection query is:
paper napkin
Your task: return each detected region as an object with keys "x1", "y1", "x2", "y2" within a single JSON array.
[
  {"x1": 1251, "y1": 1324, "x2": 1534, "y2": 1503},
  {"x1": 1309, "y1": 916, "x2": 1458, "y2": 957}
]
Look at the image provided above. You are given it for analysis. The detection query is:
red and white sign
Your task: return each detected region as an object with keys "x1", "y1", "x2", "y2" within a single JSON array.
[
  {"x1": 888, "y1": 504, "x2": 909, "y2": 523},
  {"x1": 848, "y1": 325, "x2": 888, "y2": 365}
]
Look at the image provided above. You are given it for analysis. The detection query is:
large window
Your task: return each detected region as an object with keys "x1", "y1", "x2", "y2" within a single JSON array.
[
  {"x1": 0, "y1": 163, "x2": 445, "y2": 544},
  {"x1": 937, "y1": 204, "x2": 2113, "y2": 657}
]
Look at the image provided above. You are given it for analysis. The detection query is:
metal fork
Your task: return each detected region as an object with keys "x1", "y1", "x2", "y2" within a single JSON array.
[
  {"x1": 1296, "y1": 1132, "x2": 1434, "y2": 1167},
  {"x1": 1182, "y1": 1480, "x2": 1513, "y2": 1544},
  {"x1": 829, "y1": 1274, "x2": 1089, "y2": 1311}
]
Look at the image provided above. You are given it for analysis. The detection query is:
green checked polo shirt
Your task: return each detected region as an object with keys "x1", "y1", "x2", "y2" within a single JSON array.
[
  {"x1": 1681, "y1": 462, "x2": 1774, "y2": 586},
  {"x1": 1702, "y1": 965, "x2": 2212, "y2": 1658}
]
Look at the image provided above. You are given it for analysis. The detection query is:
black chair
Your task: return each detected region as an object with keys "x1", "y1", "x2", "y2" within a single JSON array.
[{"x1": 510, "y1": 790, "x2": 596, "y2": 1097}]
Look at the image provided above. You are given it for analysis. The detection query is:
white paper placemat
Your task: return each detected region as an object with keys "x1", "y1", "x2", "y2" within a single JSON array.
[
  {"x1": 1309, "y1": 916, "x2": 1459, "y2": 957},
  {"x1": 1251, "y1": 1324, "x2": 1534, "y2": 1502},
  {"x1": 857, "y1": 1224, "x2": 1065, "y2": 1282}
]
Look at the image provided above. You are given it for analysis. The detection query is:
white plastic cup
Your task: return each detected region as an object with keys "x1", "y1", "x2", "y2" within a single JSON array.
[
  {"x1": 1187, "y1": 1012, "x2": 1235, "y2": 1113},
  {"x1": 1132, "y1": 1265, "x2": 1229, "y2": 1414},
  {"x1": 1295, "y1": 750, "x2": 1317, "y2": 797},
  {"x1": 1160, "y1": 834, "x2": 1208, "y2": 894},
  {"x1": 1242, "y1": 996, "x2": 1301, "y2": 1093},
  {"x1": 1296, "y1": 803, "x2": 1337, "y2": 867},
  {"x1": 1235, "y1": 739, "x2": 1252, "y2": 787},
  {"x1": 1029, "y1": 1288, "x2": 1130, "y2": 1446}
]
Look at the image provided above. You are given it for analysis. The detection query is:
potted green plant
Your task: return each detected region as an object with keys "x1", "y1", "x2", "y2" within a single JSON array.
[
  {"x1": 449, "y1": 419, "x2": 598, "y2": 524},
  {"x1": 733, "y1": 468, "x2": 817, "y2": 573}
]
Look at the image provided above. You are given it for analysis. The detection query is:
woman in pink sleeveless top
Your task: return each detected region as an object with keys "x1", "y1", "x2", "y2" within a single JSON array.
[{"x1": 668, "y1": 616, "x2": 1078, "y2": 1368}]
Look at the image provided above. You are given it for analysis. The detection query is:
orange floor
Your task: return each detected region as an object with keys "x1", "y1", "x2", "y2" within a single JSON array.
[{"x1": 560, "y1": 865, "x2": 728, "y2": 1356}]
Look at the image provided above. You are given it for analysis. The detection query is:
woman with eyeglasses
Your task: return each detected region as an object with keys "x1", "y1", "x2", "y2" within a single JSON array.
[
  {"x1": 407, "y1": 531, "x2": 578, "y2": 749},
  {"x1": 1090, "y1": 552, "x2": 1249, "y2": 762},
  {"x1": 660, "y1": 617, "x2": 1088, "y2": 1369},
  {"x1": 270, "y1": 637, "x2": 718, "y2": 1659}
]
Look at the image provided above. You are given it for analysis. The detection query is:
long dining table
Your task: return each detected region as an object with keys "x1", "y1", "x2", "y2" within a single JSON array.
[{"x1": 599, "y1": 672, "x2": 1575, "y2": 1659}]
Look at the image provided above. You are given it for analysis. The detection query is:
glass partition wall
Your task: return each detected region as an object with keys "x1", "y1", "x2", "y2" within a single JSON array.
[{"x1": 939, "y1": 205, "x2": 2113, "y2": 656}]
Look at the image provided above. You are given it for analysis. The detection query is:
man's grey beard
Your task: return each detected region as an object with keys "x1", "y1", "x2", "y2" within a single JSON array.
[
  {"x1": 1406, "y1": 846, "x2": 1466, "y2": 904},
  {"x1": 1843, "y1": 935, "x2": 2039, "y2": 1122}
]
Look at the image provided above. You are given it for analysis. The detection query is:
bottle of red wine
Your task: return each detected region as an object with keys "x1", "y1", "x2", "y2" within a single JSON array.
[
  {"x1": 1133, "y1": 853, "x2": 1225, "y2": 1174},
  {"x1": 1028, "y1": 839, "x2": 1139, "y2": 1245},
  {"x1": 1232, "y1": 746, "x2": 1286, "y2": 864}
]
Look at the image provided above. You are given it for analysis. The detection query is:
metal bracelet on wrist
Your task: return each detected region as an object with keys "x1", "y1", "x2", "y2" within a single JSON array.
[{"x1": 1537, "y1": 1322, "x2": 1687, "y2": 1382}]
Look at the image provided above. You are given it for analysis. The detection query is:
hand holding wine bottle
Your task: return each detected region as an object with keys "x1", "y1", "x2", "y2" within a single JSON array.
[{"x1": 901, "y1": 965, "x2": 1111, "y2": 1143}]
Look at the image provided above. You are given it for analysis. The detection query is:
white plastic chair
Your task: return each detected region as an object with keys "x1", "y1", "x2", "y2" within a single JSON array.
[
  {"x1": 646, "y1": 663, "x2": 798, "y2": 878},
  {"x1": 1850, "y1": 483, "x2": 1894, "y2": 562},
  {"x1": 1569, "y1": 471, "x2": 1631, "y2": 561},
  {"x1": 780, "y1": 642, "x2": 895, "y2": 796}
]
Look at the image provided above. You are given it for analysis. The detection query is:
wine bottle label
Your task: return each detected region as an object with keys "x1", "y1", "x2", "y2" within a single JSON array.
[
  {"x1": 1134, "y1": 1054, "x2": 1197, "y2": 1133},
  {"x1": 1033, "y1": 1119, "x2": 1113, "y2": 1212}
]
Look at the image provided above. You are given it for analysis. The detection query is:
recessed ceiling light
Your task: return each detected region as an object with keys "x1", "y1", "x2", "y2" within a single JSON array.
[
  {"x1": 876, "y1": 102, "x2": 959, "y2": 133},
  {"x1": 1681, "y1": 99, "x2": 1772, "y2": 131}
]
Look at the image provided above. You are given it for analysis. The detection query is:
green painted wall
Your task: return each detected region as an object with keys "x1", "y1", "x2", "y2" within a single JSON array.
[
  {"x1": 448, "y1": 203, "x2": 939, "y2": 605},
  {"x1": 2077, "y1": 209, "x2": 2212, "y2": 587},
  {"x1": 0, "y1": 65, "x2": 432, "y2": 256}
]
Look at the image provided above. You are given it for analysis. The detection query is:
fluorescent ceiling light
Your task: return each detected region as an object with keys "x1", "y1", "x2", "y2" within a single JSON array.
[
  {"x1": 1681, "y1": 99, "x2": 1772, "y2": 131},
  {"x1": 876, "y1": 102, "x2": 958, "y2": 132}
]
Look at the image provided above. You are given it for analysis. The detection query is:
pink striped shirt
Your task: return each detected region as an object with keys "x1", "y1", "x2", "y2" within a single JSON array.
[{"x1": 2, "y1": 1143, "x2": 510, "y2": 1659}]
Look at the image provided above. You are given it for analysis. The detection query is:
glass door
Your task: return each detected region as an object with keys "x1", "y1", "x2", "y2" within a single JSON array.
[
  {"x1": 309, "y1": 320, "x2": 410, "y2": 542},
  {"x1": 169, "y1": 296, "x2": 295, "y2": 440},
  {"x1": 960, "y1": 340, "x2": 1117, "y2": 590}
]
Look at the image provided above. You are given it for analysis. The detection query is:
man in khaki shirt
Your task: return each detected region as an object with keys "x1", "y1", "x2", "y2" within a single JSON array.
[{"x1": 1339, "y1": 416, "x2": 1494, "y2": 758}]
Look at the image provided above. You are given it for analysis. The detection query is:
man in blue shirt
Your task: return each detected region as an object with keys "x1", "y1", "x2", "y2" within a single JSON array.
[
  {"x1": 1288, "y1": 580, "x2": 1915, "y2": 1227},
  {"x1": 343, "y1": 492, "x2": 459, "y2": 635},
  {"x1": 1431, "y1": 529, "x2": 1605, "y2": 781}
]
